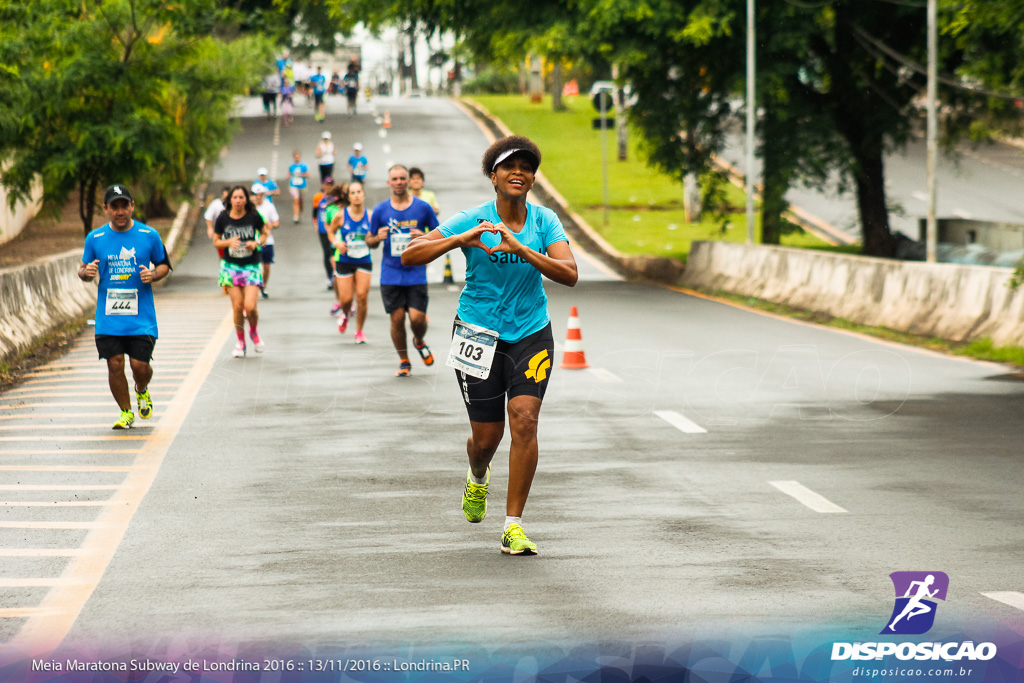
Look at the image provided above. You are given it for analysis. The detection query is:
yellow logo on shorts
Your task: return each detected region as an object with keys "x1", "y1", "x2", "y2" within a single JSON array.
[{"x1": 525, "y1": 349, "x2": 551, "y2": 383}]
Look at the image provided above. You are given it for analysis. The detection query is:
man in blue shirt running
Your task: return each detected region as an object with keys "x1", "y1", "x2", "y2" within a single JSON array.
[
  {"x1": 78, "y1": 185, "x2": 172, "y2": 430},
  {"x1": 367, "y1": 164, "x2": 439, "y2": 376},
  {"x1": 311, "y1": 66, "x2": 327, "y2": 121}
]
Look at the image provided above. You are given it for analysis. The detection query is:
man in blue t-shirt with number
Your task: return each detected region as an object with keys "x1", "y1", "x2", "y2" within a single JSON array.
[
  {"x1": 367, "y1": 164, "x2": 439, "y2": 376},
  {"x1": 79, "y1": 185, "x2": 172, "y2": 430}
]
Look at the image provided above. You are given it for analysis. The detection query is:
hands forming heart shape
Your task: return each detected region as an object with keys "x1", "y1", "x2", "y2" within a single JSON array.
[{"x1": 464, "y1": 221, "x2": 521, "y2": 256}]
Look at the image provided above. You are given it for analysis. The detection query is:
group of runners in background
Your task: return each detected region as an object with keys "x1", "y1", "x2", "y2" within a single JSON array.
[{"x1": 262, "y1": 50, "x2": 362, "y2": 124}]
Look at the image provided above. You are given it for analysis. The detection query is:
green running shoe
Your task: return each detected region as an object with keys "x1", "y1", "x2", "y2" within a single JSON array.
[
  {"x1": 112, "y1": 409, "x2": 135, "y2": 430},
  {"x1": 462, "y1": 467, "x2": 489, "y2": 523},
  {"x1": 136, "y1": 388, "x2": 153, "y2": 419},
  {"x1": 501, "y1": 523, "x2": 538, "y2": 556}
]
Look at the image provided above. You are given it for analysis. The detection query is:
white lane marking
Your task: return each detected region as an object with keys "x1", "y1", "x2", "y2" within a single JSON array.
[
  {"x1": 912, "y1": 191, "x2": 928, "y2": 202},
  {"x1": 9, "y1": 312, "x2": 235, "y2": 655},
  {"x1": 769, "y1": 481, "x2": 848, "y2": 513},
  {"x1": 0, "y1": 485, "x2": 120, "y2": 491},
  {"x1": 0, "y1": 521, "x2": 102, "y2": 529},
  {"x1": 654, "y1": 409, "x2": 708, "y2": 434},
  {"x1": 0, "y1": 549, "x2": 84, "y2": 557},
  {"x1": 0, "y1": 579, "x2": 70, "y2": 588},
  {"x1": 588, "y1": 368, "x2": 623, "y2": 383},
  {"x1": 981, "y1": 591, "x2": 1024, "y2": 612},
  {"x1": 0, "y1": 501, "x2": 119, "y2": 507}
]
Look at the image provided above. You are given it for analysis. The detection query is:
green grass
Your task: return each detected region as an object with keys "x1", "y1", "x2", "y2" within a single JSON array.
[
  {"x1": 706, "y1": 289, "x2": 1024, "y2": 368},
  {"x1": 467, "y1": 94, "x2": 834, "y2": 261}
]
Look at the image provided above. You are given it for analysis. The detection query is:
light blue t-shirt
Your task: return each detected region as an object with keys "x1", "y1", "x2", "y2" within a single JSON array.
[
  {"x1": 348, "y1": 155, "x2": 368, "y2": 179},
  {"x1": 289, "y1": 162, "x2": 308, "y2": 189},
  {"x1": 311, "y1": 73, "x2": 326, "y2": 94},
  {"x1": 258, "y1": 178, "x2": 279, "y2": 204},
  {"x1": 438, "y1": 200, "x2": 567, "y2": 342},
  {"x1": 82, "y1": 221, "x2": 168, "y2": 338},
  {"x1": 370, "y1": 197, "x2": 439, "y2": 286}
]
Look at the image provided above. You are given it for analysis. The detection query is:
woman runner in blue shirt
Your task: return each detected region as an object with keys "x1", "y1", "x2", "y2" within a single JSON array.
[{"x1": 402, "y1": 135, "x2": 578, "y2": 556}]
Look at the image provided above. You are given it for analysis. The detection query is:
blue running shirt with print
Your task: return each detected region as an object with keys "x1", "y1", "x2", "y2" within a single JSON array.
[
  {"x1": 82, "y1": 222, "x2": 168, "y2": 337},
  {"x1": 438, "y1": 200, "x2": 567, "y2": 343}
]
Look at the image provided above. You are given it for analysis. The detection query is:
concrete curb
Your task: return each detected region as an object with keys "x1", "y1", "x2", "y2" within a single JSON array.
[
  {"x1": 0, "y1": 200, "x2": 193, "y2": 365},
  {"x1": 682, "y1": 240, "x2": 1024, "y2": 346},
  {"x1": 455, "y1": 98, "x2": 686, "y2": 285}
]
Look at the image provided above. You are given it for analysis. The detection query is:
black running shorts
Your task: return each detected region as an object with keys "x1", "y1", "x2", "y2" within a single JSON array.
[
  {"x1": 335, "y1": 261, "x2": 372, "y2": 277},
  {"x1": 381, "y1": 284, "x2": 428, "y2": 314},
  {"x1": 95, "y1": 335, "x2": 156, "y2": 363},
  {"x1": 454, "y1": 321, "x2": 554, "y2": 423}
]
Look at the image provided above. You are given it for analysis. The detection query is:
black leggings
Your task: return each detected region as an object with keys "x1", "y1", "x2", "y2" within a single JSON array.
[{"x1": 318, "y1": 232, "x2": 334, "y2": 282}]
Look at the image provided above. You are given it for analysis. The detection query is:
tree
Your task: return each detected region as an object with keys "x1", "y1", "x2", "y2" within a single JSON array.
[{"x1": 0, "y1": 0, "x2": 272, "y2": 234}]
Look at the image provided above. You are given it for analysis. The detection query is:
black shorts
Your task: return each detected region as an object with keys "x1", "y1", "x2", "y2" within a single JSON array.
[
  {"x1": 314, "y1": 92, "x2": 324, "y2": 105},
  {"x1": 261, "y1": 244, "x2": 275, "y2": 264},
  {"x1": 95, "y1": 335, "x2": 156, "y2": 363},
  {"x1": 381, "y1": 284, "x2": 428, "y2": 314},
  {"x1": 335, "y1": 261, "x2": 372, "y2": 277},
  {"x1": 454, "y1": 321, "x2": 554, "y2": 423}
]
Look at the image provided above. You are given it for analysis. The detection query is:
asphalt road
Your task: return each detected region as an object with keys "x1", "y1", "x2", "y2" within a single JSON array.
[
  {"x1": 1, "y1": 93, "x2": 1022, "y2": 670},
  {"x1": 721, "y1": 131, "x2": 1024, "y2": 241}
]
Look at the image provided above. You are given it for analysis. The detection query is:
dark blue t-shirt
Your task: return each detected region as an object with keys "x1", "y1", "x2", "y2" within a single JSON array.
[{"x1": 370, "y1": 197, "x2": 438, "y2": 286}]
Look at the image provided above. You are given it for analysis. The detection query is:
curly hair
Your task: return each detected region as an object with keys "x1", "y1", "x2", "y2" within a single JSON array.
[{"x1": 481, "y1": 135, "x2": 541, "y2": 176}]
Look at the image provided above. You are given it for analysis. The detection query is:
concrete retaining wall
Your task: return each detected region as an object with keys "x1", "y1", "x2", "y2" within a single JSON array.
[
  {"x1": 0, "y1": 250, "x2": 97, "y2": 362},
  {"x1": 0, "y1": 173, "x2": 43, "y2": 247},
  {"x1": 681, "y1": 241, "x2": 1024, "y2": 346}
]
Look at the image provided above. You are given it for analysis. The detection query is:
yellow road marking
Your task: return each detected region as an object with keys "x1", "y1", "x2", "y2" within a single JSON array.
[
  {"x1": 10, "y1": 311, "x2": 233, "y2": 654},
  {"x1": 0, "y1": 550, "x2": 84, "y2": 557}
]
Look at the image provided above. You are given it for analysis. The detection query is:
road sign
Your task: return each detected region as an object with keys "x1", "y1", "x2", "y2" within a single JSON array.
[
  {"x1": 592, "y1": 117, "x2": 615, "y2": 130},
  {"x1": 592, "y1": 90, "x2": 613, "y2": 112}
]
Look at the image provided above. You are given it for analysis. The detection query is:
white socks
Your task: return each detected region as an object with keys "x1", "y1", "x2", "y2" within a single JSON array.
[{"x1": 504, "y1": 516, "x2": 522, "y2": 530}]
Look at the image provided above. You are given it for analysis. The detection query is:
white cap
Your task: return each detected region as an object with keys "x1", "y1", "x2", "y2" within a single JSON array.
[
  {"x1": 257, "y1": 167, "x2": 268, "y2": 176},
  {"x1": 353, "y1": 142, "x2": 363, "y2": 150},
  {"x1": 250, "y1": 183, "x2": 267, "y2": 194},
  {"x1": 322, "y1": 131, "x2": 332, "y2": 139}
]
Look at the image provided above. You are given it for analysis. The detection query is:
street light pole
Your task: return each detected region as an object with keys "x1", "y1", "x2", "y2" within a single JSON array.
[
  {"x1": 745, "y1": 0, "x2": 756, "y2": 246},
  {"x1": 926, "y1": 0, "x2": 938, "y2": 262}
]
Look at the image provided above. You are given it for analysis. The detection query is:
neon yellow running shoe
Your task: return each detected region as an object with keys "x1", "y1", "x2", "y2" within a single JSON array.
[
  {"x1": 461, "y1": 467, "x2": 489, "y2": 523},
  {"x1": 136, "y1": 388, "x2": 153, "y2": 419},
  {"x1": 112, "y1": 409, "x2": 135, "y2": 430},
  {"x1": 501, "y1": 523, "x2": 538, "y2": 556}
]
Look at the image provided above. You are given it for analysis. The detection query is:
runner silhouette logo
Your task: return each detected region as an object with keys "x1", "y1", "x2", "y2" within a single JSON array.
[{"x1": 881, "y1": 571, "x2": 949, "y2": 635}]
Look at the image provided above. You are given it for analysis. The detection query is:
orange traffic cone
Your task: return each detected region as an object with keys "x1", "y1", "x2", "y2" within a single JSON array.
[
  {"x1": 383, "y1": 110, "x2": 392, "y2": 128},
  {"x1": 559, "y1": 306, "x2": 590, "y2": 369}
]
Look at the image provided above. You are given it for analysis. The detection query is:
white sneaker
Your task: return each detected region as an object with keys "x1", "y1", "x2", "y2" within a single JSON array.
[
  {"x1": 232, "y1": 341, "x2": 246, "y2": 358},
  {"x1": 251, "y1": 334, "x2": 265, "y2": 353}
]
